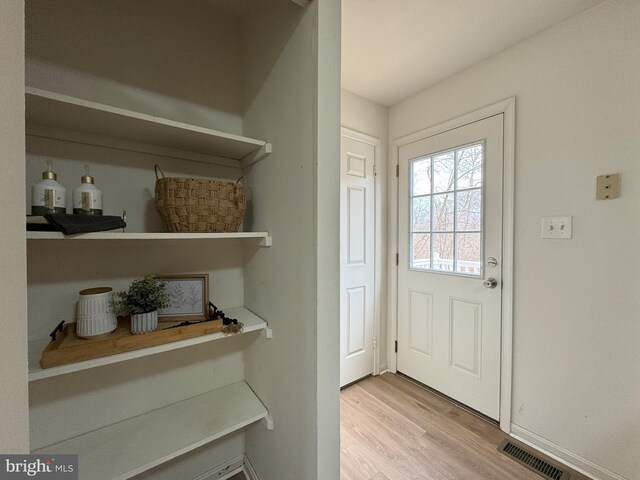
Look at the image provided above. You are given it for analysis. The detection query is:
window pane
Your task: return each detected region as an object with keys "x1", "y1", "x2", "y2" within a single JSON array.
[
  {"x1": 432, "y1": 233, "x2": 454, "y2": 272},
  {"x1": 455, "y1": 189, "x2": 481, "y2": 231},
  {"x1": 411, "y1": 233, "x2": 431, "y2": 269},
  {"x1": 412, "y1": 196, "x2": 431, "y2": 232},
  {"x1": 432, "y1": 193, "x2": 454, "y2": 232},
  {"x1": 433, "y1": 151, "x2": 455, "y2": 193},
  {"x1": 457, "y1": 144, "x2": 483, "y2": 189},
  {"x1": 411, "y1": 158, "x2": 431, "y2": 196},
  {"x1": 455, "y1": 233, "x2": 481, "y2": 275}
]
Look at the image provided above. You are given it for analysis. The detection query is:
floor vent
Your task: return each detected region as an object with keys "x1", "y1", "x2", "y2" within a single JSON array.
[{"x1": 499, "y1": 440, "x2": 569, "y2": 480}]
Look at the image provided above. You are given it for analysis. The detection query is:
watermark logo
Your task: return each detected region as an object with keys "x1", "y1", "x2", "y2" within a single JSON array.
[{"x1": 0, "y1": 455, "x2": 77, "y2": 479}]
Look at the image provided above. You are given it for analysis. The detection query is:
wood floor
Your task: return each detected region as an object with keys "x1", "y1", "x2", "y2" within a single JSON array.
[{"x1": 341, "y1": 373, "x2": 589, "y2": 480}]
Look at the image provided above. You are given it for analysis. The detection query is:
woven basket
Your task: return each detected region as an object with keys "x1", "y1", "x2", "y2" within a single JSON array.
[{"x1": 154, "y1": 165, "x2": 245, "y2": 233}]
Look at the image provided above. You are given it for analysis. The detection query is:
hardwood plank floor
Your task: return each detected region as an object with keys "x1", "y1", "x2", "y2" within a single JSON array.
[{"x1": 341, "y1": 374, "x2": 590, "y2": 480}]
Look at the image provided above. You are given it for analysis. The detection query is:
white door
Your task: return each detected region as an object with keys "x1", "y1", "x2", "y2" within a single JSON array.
[
  {"x1": 340, "y1": 132, "x2": 376, "y2": 387},
  {"x1": 397, "y1": 115, "x2": 503, "y2": 419}
]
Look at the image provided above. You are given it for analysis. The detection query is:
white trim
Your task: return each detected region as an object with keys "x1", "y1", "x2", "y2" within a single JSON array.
[
  {"x1": 389, "y1": 98, "x2": 516, "y2": 432},
  {"x1": 499, "y1": 98, "x2": 516, "y2": 433},
  {"x1": 243, "y1": 455, "x2": 260, "y2": 480},
  {"x1": 387, "y1": 135, "x2": 399, "y2": 373},
  {"x1": 340, "y1": 127, "x2": 383, "y2": 377},
  {"x1": 510, "y1": 424, "x2": 628, "y2": 480}
]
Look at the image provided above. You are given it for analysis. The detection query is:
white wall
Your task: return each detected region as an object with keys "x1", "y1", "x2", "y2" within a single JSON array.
[
  {"x1": 341, "y1": 89, "x2": 390, "y2": 372},
  {"x1": 241, "y1": 1, "x2": 340, "y2": 479},
  {"x1": 0, "y1": 0, "x2": 30, "y2": 453},
  {"x1": 389, "y1": 2, "x2": 640, "y2": 479}
]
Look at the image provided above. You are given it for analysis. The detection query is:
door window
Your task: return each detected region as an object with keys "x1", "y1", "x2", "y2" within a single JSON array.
[{"x1": 409, "y1": 142, "x2": 483, "y2": 276}]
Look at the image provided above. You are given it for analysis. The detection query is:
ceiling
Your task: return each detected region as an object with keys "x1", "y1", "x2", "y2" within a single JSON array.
[{"x1": 342, "y1": 0, "x2": 603, "y2": 106}]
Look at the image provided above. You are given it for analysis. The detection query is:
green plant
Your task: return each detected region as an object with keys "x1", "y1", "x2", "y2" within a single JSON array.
[{"x1": 113, "y1": 275, "x2": 170, "y2": 315}]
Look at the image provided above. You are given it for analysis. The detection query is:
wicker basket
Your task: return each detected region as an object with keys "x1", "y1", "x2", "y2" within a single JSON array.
[{"x1": 154, "y1": 165, "x2": 245, "y2": 233}]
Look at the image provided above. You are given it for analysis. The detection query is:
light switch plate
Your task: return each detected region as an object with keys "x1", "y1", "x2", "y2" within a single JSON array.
[
  {"x1": 542, "y1": 216, "x2": 572, "y2": 239},
  {"x1": 596, "y1": 174, "x2": 620, "y2": 200}
]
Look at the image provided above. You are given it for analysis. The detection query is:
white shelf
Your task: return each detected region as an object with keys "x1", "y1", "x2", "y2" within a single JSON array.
[
  {"x1": 33, "y1": 381, "x2": 268, "y2": 480},
  {"x1": 26, "y1": 231, "x2": 272, "y2": 246},
  {"x1": 28, "y1": 307, "x2": 268, "y2": 381},
  {"x1": 25, "y1": 87, "x2": 271, "y2": 166}
]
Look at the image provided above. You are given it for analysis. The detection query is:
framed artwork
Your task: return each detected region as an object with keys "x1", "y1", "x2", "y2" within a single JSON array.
[{"x1": 157, "y1": 274, "x2": 209, "y2": 322}]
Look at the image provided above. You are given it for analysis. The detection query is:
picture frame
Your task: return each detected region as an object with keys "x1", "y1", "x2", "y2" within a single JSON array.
[{"x1": 156, "y1": 274, "x2": 209, "y2": 322}]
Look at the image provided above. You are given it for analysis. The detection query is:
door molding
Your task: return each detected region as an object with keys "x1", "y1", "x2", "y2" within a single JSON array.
[
  {"x1": 388, "y1": 98, "x2": 515, "y2": 432},
  {"x1": 341, "y1": 126, "x2": 382, "y2": 376}
]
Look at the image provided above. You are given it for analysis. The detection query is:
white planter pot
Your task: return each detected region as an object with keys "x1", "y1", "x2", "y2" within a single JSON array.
[{"x1": 130, "y1": 310, "x2": 158, "y2": 335}]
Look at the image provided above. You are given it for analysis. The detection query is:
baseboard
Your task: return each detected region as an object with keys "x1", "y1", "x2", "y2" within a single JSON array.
[
  {"x1": 243, "y1": 455, "x2": 259, "y2": 480},
  {"x1": 192, "y1": 455, "x2": 245, "y2": 480},
  {"x1": 510, "y1": 424, "x2": 629, "y2": 480}
]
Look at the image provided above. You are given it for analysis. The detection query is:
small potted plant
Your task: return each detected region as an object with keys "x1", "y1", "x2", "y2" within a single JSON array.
[{"x1": 113, "y1": 275, "x2": 170, "y2": 334}]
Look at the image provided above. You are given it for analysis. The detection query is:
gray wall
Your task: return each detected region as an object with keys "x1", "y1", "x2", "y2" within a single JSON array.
[{"x1": 0, "y1": 0, "x2": 29, "y2": 453}]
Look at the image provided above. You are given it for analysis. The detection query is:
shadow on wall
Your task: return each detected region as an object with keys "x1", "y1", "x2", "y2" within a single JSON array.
[
  {"x1": 25, "y1": 0, "x2": 243, "y2": 116},
  {"x1": 241, "y1": 0, "x2": 307, "y2": 113}
]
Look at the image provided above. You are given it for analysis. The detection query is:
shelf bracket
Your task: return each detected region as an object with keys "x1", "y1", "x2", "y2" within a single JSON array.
[
  {"x1": 263, "y1": 326, "x2": 273, "y2": 339},
  {"x1": 240, "y1": 142, "x2": 272, "y2": 169},
  {"x1": 259, "y1": 236, "x2": 272, "y2": 247},
  {"x1": 263, "y1": 413, "x2": 274, "y2": 430}
]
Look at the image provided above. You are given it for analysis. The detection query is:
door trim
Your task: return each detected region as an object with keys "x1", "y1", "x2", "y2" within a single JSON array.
[
  {"x1": 388, "y1": 98, "x2": 515, "y2": 432},
  {"x1": 341, "y1": 126, "x2": 382, "y2": 376}
]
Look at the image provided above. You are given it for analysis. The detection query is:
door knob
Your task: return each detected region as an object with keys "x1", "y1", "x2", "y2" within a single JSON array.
[{"x1": 483, "y1": 278, "x2": 498, "y2": 289}]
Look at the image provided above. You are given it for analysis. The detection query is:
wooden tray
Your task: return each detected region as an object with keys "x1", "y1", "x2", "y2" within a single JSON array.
[{"x1": 40, "y1": 318, "x2": 223, "y2": 369}]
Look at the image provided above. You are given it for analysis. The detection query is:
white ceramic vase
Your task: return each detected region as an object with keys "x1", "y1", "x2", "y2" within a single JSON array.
[
  {"x1": 130, "y1": 310, "x2": 158, "y2": 335},
  {"x1": 76, "y1": 287, "x2": 118, "y2": 339}
]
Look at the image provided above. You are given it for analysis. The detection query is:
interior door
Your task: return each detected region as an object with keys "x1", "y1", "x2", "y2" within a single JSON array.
[
  {"x1": 340, "y1": 132, "x2": 376, "y2": 387},
  {"x1": 397, "y1": 115, "x2": 503, "y2": 419}
]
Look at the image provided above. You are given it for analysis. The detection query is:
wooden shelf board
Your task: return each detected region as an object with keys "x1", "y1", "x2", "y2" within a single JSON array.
[
  {"x1": 26, "y1": 87, "x2": 270, "y2": 162},
  {"x1": 28, "y1": 307, "x2": 267, "y2": 381},
  {"x1": 33, "y1": 381, "x2": 268, "y2": 480},
  {"x1": 26, "y1": 231, "x2": 271, "y2": 242}
]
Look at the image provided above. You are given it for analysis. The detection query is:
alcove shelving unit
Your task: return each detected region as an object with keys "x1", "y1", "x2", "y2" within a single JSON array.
[
  {"x1": 25, "y1": 81, "x2": 274, "y2": 478},
  {"x1": 17, "y1": 0, "x2": 334, "y2": 478}
]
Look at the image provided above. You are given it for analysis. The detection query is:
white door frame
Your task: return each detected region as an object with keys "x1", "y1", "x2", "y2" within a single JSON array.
[
  {"x1": 388, "y1": 98, "x2": 515, "y2": 432},
  {"x1": 341, "y1": 126, "x2": 382, "y2": 377}
]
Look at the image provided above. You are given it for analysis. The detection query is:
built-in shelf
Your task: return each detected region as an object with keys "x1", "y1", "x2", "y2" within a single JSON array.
[
  {"x1": 28, "y1": 307, "x2": 269, "y2": 381},
  {"x1": 25, "y1": 87, "x2": 272, "y2": 167},
  {"x1": 33, "y1": 381, "x2": 269, "y2": 480},
  {"x1": 26, "y1": 231, "x2": 272, "y2": 246}
]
